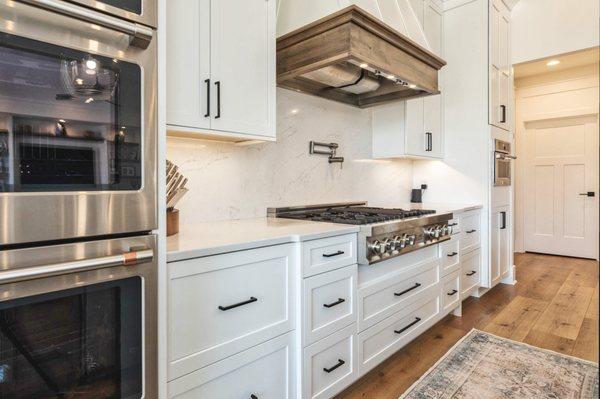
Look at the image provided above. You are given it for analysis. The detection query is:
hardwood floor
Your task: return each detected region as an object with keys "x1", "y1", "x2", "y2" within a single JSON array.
[{"x1": 335, "y1": 253, "x2": 599, "y2": 399}]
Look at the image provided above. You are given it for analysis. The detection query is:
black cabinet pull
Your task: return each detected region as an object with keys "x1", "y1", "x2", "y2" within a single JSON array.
[
  {"x1": 466, "y1": 270, "x2": 477, "y2": 276},
  {"x1": 250, "y1": 395, "x2": 258, "y2": 399},
  {"x1": 448, "y1": 223, "x2": 458, "y2": 227},
  {"x1": 500, "y1": 211, "x2": 506, "y2": 230},
  {"x1": 323, "y1": 359, "x2": 345, "y2": 373},
  {"x1": 447, "y1": 252, "x2": 458, "y2": 257},
  {"x1": 500, "y1": 105, "x2": 506, "y2": 123},
  {"x1": 215, "y1": 81, "x2": 221, "y2": 119},
  {"x1": 323, "y1": 298, "x2": 345, "y2": 308},
  {"x1": 466, "y1": 229, "x2": 477, "y2": 234},
  {"x1": 425, "y1": 132, "x2": 432, "y2": 151},
  {"x1": 204, "y1": 79, "x2": 210, "y2": 117},
  {"x1": 394, "y1": 317, "x2": 421, "y2": 334},
  {"x1": 218, "y1": 296, "x2": 257, "y2": 311},
  {"x1": 447, "y1": 289, "x2": 458, "y2": 296},
  {"x1": 323, "y1": 250, "x2": 345, "y2": 258},
  {"x1": 394, "y1": 283, "x2": 421, "y2": 297}
]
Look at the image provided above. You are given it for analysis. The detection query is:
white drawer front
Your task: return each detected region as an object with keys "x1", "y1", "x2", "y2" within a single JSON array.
[
  {"x1": 168, "y1": 333, "x2": 294, "y2": 399},
  {"x1": 169, "y1": 244, "x2": 296, "y2": 379},
  {"x1": 460, "y1": 248, "x2": 481, "y2": 298},
  {"x1": 303, "y1": 265, "x2": 357, "y2": 346},
  {"x1": 442, "y1": 270, "x2": 460, "y2": 313},
  {"x1": 303, "y1": 323, "x2": 358, "y2": 399},
  {"x1": 358, "y1": 291, "x2": 440, "y2": 375},
  {"x1": 440, "y1": 237, "x2": 460, "y2": 276},
  {"x1": 358, "y1": 259, "x2": 440, "y2": 332},
  {"x1": 302, "y1": 234, "x2": 357, "y2": 277},
  {"x1": 448, "y1": 217, "x2": 460, "y2": 235},
  {"x1": 459, "y1": 211, "x2": 481, "y2": 252}
]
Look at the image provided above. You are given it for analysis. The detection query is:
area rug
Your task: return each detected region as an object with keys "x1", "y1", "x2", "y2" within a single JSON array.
[{"x1": 400, "y1": 329, "x2": 599, "y2": 399}]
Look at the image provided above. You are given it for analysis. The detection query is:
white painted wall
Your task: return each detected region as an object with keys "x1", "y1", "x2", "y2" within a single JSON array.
[
  {"x1": 511, "y1": 0, "x2": 600, "y2": 64},
  {"x1": 513, "y1": 64, "x2": 600, "y2": 252},
  {"x1": 167, "y1": 89, "x2": 414, "y2": 225}
]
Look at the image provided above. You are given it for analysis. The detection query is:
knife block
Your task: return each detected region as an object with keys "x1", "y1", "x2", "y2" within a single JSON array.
[{"x1": 167, "y1": 208, "x2": 179, "y2": 236}]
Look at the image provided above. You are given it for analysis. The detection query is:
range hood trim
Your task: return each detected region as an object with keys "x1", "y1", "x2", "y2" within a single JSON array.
[{"x1": 276, "y1": 5, "x2": 447, "y2": 108}]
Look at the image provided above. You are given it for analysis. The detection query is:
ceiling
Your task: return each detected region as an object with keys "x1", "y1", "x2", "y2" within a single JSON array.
[{"x1": 514, "y1": 47, "x2": 600, "y2": 78}]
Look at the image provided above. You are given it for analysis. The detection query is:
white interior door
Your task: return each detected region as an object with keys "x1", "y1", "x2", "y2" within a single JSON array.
[{"x1": 524, "y1": 114, "x2": 599, "y2": 259}]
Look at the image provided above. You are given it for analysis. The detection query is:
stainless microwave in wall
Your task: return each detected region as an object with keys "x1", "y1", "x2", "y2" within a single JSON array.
[
  {"x1": 0, "y1": 0, "x2": 157, "y2": 246},
  {"x1": 494, "y1": 139, "x2": 516, "y2": 186}
]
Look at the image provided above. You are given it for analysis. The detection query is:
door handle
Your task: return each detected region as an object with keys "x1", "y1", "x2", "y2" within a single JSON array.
[
  {"x1": 0, "y1": 249, "x2": 153, "y2": 284},
  {"x1": 323, "y1": 298, "x2": 345, "y2": 308},
  {"x1": 218, "y1": 297, "x2": 257, "y2": 311},
  {"x1": 204, "y1": 79, "x2": 211, "y2": 117},
  {"x1": 215, "y1": 81, "x2": 221, "y2": 119},
  {"x1": 394, "y1": 283, "x2": 421, "y2": 297},
  {"x1": 500, "y1": 105, "x2": 506, "y2": 123},
  {"x1": 500, "y1": 211, "x2": 507, "y2": 229},
  {"x1": 15, "y1": 0, "x2": 153, "y2": 48},
  {"x1": 425, "y1": 132, "x2": 432, "y2": 151},
  {"x1": 579, "y1": 192, "x2": 596, "y2": 197},
  {"x1": 394, "y1": 317, "x2": 422, "y2": 334},
  {"x1": 323, "y1": 359, "x2": 345, "y2": 373}
]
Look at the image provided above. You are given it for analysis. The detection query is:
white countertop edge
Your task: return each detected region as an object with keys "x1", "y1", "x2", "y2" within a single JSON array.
[{"x1": 166, "y1": 225, "x2": 359, "y2": 263}]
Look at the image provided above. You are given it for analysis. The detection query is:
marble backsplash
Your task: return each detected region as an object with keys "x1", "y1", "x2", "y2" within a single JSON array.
[{"x1": 167, "y1": 89, "x2": 414, "y2": 223}]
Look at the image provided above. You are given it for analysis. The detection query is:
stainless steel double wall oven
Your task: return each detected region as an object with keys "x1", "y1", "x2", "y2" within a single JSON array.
[{"x1": 0, "y1": 0, "x2": 158, "y2": 397}]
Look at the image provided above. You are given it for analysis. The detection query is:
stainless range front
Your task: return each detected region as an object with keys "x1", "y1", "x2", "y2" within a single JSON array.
[
  {"x1": 0, "y1": 0, "x2": 157, "y2": 246},
  {"x1": 268, "y1": 202, "x2": 453, "y2": 265}
]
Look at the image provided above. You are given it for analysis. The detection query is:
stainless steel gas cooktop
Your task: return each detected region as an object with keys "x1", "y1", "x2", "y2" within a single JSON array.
[{"x1": 268, "y1": 202, "x2": 453, "y2": 265}]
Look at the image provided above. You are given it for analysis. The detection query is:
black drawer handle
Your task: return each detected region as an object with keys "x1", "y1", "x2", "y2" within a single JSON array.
[
  {"x1": 447, "y1": 252, "x2": 458, "y2": 257},
  {"x1": 215, "y1": 80, "x2": 221, "y2": 119},
  {"x1": 394, "y1": 317, "x2": 422, "y2": 334},
  {"x1": 466, "y1": 270, "x2": 477, "y2": 276},
  {"x1": 448, "y1": 223, "x2": 458, "y2": 227},
  {"x1": 323, "y1": 298, "x2": 345, "y2": 308},
  {"x1": 447, "y1": 289, "x2": 458, "y2": 296},
  {"x1": 466, "y1": 229, "x2": 477, "y2": 234},
  {"x1": 218, "y1": 297, "x2": 257, "y2": 311},
  {"x1": 250, "y1": 395, "x2": 258, "y2": 399},
  {"x1": 394, "y1": 283, "x2": 421, "y2": 297},
  {"x1": 323, "y1": 250, "x2": 345, "y2": 258},
  {"x1": 204, "y1": 78, "x2": 210, "y2": 117},
  {"x1": 323, "y1": 359, "x2": 345, "y2": 373}
]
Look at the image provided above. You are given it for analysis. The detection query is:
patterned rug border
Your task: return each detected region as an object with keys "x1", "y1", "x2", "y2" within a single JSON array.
[{"x1": 398, "y1": 328, "x2": 599, "y2": 399}]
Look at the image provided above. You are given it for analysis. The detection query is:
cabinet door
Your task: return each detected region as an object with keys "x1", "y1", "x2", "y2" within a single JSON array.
[
  {"x1": 421, "y1": 1, "x2": 443, "y2": 158},
  {"x1": 166, "y1": 0, "x2": 211, "y2": 130},
  {"x1": 404, "y1": 99, "x2": 426, "y2": 157},
  {"x1": 489, "y1": 0, "x2": 510, "y2": 131},
  {"x1": 210, "y1": 0, "x2": 276, "y2": 138},
  {"x1": 491, "y1": 205, "x2": 510, "y2": 286}
]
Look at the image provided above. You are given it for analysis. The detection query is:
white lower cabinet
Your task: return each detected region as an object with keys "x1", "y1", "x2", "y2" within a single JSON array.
[
  {"x1": 168, "y1": 332, "x2": 295, "y2": 399},
  {"x1": 357, "y1": 259, "x2": 440, "y2": 331},
  {"x1": 441, "y1": 270, "x2": 460, "y2": 313},
  {"x1": 460, "y1": 248, "x2": 481, "y2": 298},
  {"x1": 303, "y1": 265, "x2": 357, "y2": 346},
  {"x1": 168, "y1": 244, "x2": 296, "y2": 379},
  {"x1": 358, "y1": 291, "x2": 441, "y2": 375},
  {"x1": 302, "y1": 323, "x2": 358, "y2": 399}
]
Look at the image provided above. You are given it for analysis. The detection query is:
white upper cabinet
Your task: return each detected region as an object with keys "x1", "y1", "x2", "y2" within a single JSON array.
[
  {"x1": 372, "y1": 0, "x2": 443, "y2": 160},
  {"x1": 489, "y1": 0, "x2": 511, "y2": 131},
  {"x1": 167, "y1": 0, "x2": 276, "y2": 141}
]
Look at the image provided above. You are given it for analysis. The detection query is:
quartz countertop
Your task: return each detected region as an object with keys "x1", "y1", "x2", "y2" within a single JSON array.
[
  {"x1": 391, "y1": 202, "x2": 483, "y2": 215},
  {"x1": 167, "y1": 217, "x2": 360, "y2": 262}
]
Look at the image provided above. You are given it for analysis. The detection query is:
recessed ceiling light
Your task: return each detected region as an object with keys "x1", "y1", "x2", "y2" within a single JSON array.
[
  {"x1": 85, "y1": 97, "x2": 94, "y2": 104},
  {"x1": 58, "y1": 119, "x2": 66, "y2": 123},
  {"x1": 359, "y1": 63, "x2": 368, "y2": 69},
  {"x1": 546, "y1": 59, "x2": 560, "y2": 66}
]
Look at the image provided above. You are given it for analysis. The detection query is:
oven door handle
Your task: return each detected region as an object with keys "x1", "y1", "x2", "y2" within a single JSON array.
[
  {"x1": 14, "y1": 0, "x2": 153, "y2": 49},
  {"x1": 0, "y1": 249, "x2": 153, "y2": 284}
]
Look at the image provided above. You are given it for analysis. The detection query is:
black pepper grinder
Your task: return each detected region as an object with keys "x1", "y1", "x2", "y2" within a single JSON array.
[{"x1": 411, "y1": 184, "x2": 428, "y2": 203}]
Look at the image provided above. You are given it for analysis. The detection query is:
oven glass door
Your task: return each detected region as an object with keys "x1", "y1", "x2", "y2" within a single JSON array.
[
  {"x1": 98, "y1": 0, "x2": 142, "y2": 14},
  {"x1": 0, "y1": 277, "x2": 143, "y2": 398},
  {"x1": 494, "y1": 155, "x2": 511, "y2": 186},
  {"x1": 0, "y1": 32, "x2": 142, "y2": 193}
]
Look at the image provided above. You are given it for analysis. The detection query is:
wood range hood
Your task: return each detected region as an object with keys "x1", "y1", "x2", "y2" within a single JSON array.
[{"x1": 277, "y1": 6, "x2": 446, "y2": 108}]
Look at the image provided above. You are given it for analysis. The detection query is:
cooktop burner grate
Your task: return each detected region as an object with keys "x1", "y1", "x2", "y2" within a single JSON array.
[{"x1": 280, "y1": 206, "x2": 436, "y2": 225}]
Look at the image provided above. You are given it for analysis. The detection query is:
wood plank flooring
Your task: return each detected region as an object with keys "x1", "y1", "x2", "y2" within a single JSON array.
[{"x1": 335, "y1": 253, "x2": 599, "y2": 399}]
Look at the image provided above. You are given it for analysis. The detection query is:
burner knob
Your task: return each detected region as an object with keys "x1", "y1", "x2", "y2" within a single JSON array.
[
  {"x1": 381, "y1": 238, "x2": 392, "y2": 256},
  {"x1": 407, "y1": 234, "x2": 416, "y2": 246},
  {"x1": 391, "y1": 235, "x2": 402, "y2": 250},
  {"x1": 441, "y1": 224, "x2": 449, "y2": 236},
  {"x1": 424, "y1": 227, "x2": 434, "y2": 240},
  {"x1": 368, "y1": 240, "x2": 385, "y2": 255},
  {"x1": 434, "y1": 226, "x2": 442, "y2": 238}
]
